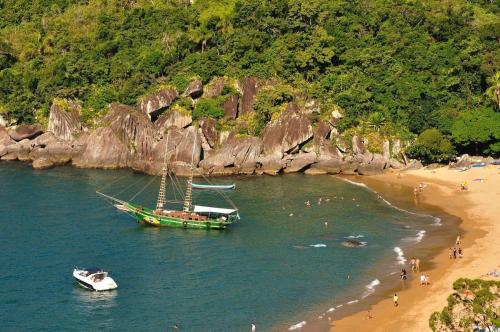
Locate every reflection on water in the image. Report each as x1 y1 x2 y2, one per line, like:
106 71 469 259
72 287 117 329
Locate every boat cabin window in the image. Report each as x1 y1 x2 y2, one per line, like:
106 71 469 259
91 273 106 282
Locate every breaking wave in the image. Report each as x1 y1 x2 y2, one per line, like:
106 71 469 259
288 321 307 330
394 247 406 264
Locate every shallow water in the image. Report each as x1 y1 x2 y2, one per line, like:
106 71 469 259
0 164 443 331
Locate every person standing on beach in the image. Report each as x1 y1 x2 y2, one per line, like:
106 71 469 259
415 258 420 272
456 234 461 246
410 257 416 272
393 294 399 307
458 247 463 258
448 248 453 259
453 247 457 259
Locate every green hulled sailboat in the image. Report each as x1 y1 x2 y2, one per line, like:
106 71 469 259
97 133 240 230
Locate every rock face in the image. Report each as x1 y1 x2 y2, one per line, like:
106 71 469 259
29 132 77 165
183 79 203 98
47 99 82 141
203 77 227 98
357 154 387 175
352 135 364 154
262 103 313 157
32 157 55 170
0 126 13 146
222 95 239 120
309 159 345 174
8 124 43 141
284 152 316 173
73 127 131 168
238 77 258 115
105 103 155 159
200 136 262 173
155 109 192 131
200 118 217 148
172 126 202 165
137 87 178 121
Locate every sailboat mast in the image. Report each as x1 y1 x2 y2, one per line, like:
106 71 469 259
156 133 170 210
183 130 197 212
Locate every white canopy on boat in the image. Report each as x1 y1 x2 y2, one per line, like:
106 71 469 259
193 205 236 215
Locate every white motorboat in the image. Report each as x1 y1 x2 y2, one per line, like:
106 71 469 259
73 268 118 291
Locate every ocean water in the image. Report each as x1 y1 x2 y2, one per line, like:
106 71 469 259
0 163 442 331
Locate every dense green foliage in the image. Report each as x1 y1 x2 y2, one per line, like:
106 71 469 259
0 0 499 157
429 278 500 332
193 98 224 120
406 128 455 163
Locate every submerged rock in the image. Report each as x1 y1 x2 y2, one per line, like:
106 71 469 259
341 240 364 248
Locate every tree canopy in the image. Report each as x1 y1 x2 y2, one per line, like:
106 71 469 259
0 0 499 156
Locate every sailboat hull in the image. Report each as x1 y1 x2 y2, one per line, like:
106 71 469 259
127 204 234 230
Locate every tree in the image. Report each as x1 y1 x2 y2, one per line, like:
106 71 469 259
406 128 455 163
367 112 386 132
451 107 500 155
486 72 500 111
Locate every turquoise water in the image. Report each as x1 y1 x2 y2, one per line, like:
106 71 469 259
0 163 439 331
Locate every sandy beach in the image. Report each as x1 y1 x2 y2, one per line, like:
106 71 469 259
330 165 500 332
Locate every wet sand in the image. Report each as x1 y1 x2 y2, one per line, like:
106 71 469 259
329 165 500 331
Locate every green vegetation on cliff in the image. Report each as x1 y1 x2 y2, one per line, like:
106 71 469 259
0 0 499 156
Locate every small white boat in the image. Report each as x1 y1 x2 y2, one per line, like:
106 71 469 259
73 268 118 291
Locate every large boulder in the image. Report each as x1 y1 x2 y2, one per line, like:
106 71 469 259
222 95 239 120
8 124 43 141
310 158 345 174
32 157 55 170
284 152 316 173
329 107 344 127
29 133 77 165
173 126 202 166
200 136 262 170
237 77 258 116
182 79 203 98
200 117 217 148
72 127 131 169
357 154 387 175
3 139 33 161
0 115 6 127
261 103 313 157
137 87 178 121
258 154 284 176
0 126 13 146
352 135 365 154
104 103 155 159
0 144 7 157
313 120 341 159
453 154 471 168
155 109 192 131
47 99 82 141
203 77 228 98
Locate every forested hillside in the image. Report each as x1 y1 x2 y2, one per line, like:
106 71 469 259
0 0 499 157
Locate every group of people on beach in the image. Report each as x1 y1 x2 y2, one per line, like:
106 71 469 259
413 182 427 197
449 235 464 259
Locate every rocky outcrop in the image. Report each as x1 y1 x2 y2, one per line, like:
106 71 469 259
357 154 387 175
352 135 365 154
72 127 131 169
155 109 192 131
29 132 77 165
203 77 227 98
308 159 345 174
104 103 155 159
0 126 13 146
452 154 471 168
137 87 178 121
200 136 262 173
173 126 202 165
2 139 33 161
8 124 43 141
182 79 203 98
283 152 316 173
222 95 239 120
341 240 365 247
262 103 313 157
237 77 258 115
47 99 82 141
32 157 55 170
200 117 217 148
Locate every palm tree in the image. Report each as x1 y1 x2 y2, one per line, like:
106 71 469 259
367 112 386 132
486 71 500 111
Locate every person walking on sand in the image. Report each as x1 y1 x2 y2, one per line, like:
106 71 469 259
410 257 416 272
458 247 463 258
393 294 399 307
456 234 461 246
367 310 373 319
415 258 420 272
448 248 453 259
453 247 457 259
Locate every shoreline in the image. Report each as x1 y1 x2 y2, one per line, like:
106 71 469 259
328 166 500 331
289 171 462 332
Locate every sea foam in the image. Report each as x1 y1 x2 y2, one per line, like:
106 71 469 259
394 247 406 264
345 234 365 239
347 299 359 305
288 321 307 330
309 244 327 248
362 279 381 299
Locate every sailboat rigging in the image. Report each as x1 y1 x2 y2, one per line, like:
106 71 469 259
96 130 240 230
